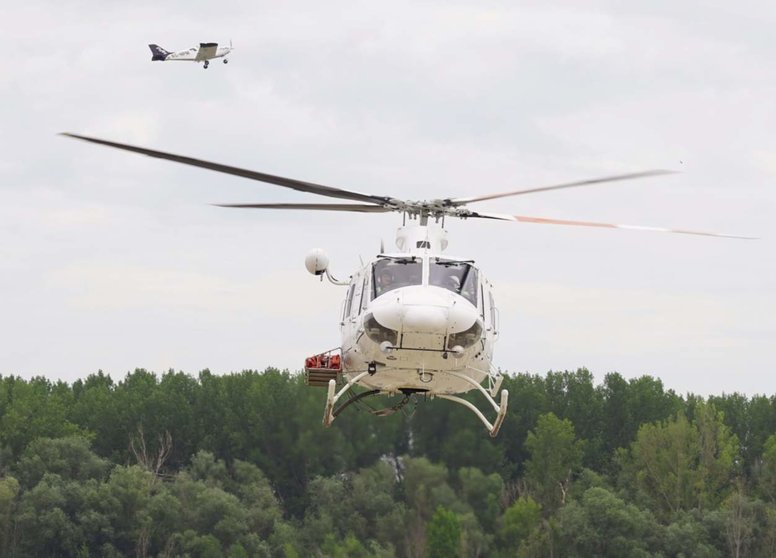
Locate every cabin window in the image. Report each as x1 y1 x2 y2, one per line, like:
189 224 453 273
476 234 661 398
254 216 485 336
359 275 369 312
373 257 422 297
430 259 478 306
489 291 498 331
351 279 362 318
343 283 356 319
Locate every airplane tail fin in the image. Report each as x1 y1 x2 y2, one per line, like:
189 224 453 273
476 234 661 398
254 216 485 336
148 44 170 61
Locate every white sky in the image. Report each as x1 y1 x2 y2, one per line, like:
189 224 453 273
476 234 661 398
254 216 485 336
1 1 773 396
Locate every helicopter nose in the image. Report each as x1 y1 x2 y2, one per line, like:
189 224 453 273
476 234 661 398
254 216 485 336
402 305 448 332
446 298 479 333
370 286 478 334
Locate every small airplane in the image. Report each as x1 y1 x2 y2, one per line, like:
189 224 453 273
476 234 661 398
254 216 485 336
61 133 756 436
148 42 232 69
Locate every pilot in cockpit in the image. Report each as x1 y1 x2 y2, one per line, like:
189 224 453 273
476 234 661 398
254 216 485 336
375 268 395 297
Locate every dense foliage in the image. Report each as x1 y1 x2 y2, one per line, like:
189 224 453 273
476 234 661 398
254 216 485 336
2 368 776 557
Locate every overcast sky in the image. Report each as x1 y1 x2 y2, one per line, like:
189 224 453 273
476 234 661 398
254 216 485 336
1 1 773 396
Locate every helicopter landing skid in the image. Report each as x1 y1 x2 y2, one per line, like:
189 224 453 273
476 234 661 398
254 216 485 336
323 369 509 437
323 371 371 428
436 369 509 437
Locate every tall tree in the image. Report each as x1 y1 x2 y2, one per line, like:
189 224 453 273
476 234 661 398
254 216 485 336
754 433 776 506
556 486 660 557
495 373 548 479
0 377 83 457
427 506 461 558
524 413 584 514
625 405 738 519
499 495 542 554
695 402 739 510
15 436 109 490
0 476 19 556
544 369 603 467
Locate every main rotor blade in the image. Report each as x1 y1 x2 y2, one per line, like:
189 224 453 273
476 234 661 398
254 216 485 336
213 202 392 213
450 170 677 205
468 211 758 240
61 133 391 205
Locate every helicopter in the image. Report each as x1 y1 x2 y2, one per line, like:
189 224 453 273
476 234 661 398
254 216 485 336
62 133 755 436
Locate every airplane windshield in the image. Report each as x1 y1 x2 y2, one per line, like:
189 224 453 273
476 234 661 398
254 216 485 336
373 258 422 297
430 259 478 305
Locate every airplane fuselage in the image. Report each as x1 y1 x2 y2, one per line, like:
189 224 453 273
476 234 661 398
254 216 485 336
164 45 232 62
149 43 232 68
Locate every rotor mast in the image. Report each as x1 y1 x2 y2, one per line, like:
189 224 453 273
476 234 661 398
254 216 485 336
396 209 448 254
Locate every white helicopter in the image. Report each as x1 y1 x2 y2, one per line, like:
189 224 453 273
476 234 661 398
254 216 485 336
149 42 233 69
62 133 755 436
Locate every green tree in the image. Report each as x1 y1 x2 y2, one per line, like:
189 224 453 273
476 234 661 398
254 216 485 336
556 486 659 557
524 413 584 513
349 460 406 551
458 466 503 528
410 394 505 474
100 465 158 557
0 476 19 556
544 369 603 468
499 495 542 553
660 511 721 558
746 396 776 473
625 405 738 519
69 372 118 459
15 436 109 489
756 433 776 502
723 484 757 558
14 473 100 556
598 372 632 460
402 457 455 521
495 373 548 479
627 412 698 518
0 377 83 458
695 402 739 510
427 506 461 558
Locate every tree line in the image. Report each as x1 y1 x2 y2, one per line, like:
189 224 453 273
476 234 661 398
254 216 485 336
1 367 776 556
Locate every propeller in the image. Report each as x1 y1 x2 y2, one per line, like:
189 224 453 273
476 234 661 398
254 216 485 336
212 202 392 213
60 133 391 205
61 133 756 239
465 211 758 240
448 169 677 205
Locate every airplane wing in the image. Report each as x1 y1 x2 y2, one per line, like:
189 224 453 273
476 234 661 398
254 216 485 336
196 43 218 61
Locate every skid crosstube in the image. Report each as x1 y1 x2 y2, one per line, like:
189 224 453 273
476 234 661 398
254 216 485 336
322 368 509 437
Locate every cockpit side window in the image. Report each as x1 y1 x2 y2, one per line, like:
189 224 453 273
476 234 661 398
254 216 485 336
359 274 369 312
489 291 497 332
343 283 356 320
373 258 423 298
430 259 478 305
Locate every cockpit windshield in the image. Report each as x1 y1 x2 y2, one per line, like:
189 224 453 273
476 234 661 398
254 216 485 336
373 257 423 297
430 259 478 305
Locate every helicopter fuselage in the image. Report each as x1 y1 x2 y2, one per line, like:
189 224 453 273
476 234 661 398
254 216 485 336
337 225 499 396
